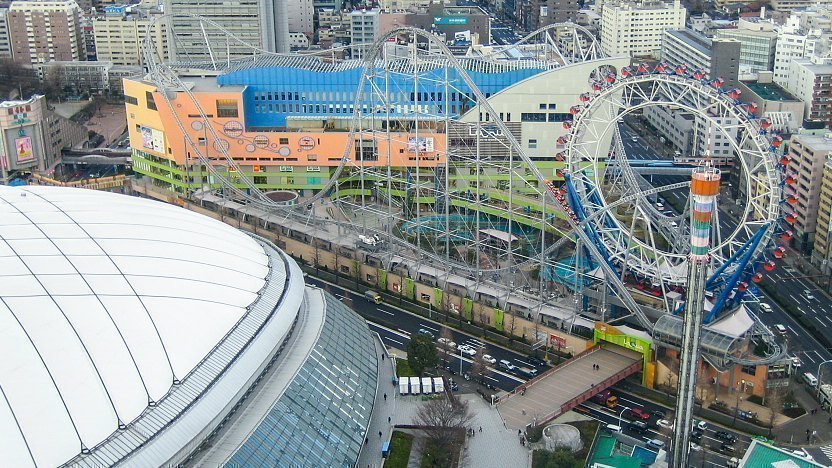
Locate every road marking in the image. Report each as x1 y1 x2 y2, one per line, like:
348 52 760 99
803 351 818 364
420 323 439 332
368 322 410 339
787 325 797 335
384 337 403 346
377 307 394 316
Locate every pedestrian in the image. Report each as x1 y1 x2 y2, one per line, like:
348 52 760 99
379 431 383 438
383 393 387 401
365 437 368 445
388 416 391 423
828 416 831 424
518 429 522 436
479 426 482 433
382 354 385 361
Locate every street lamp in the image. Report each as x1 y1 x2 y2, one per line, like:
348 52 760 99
459 347 464 376
618 407 627 429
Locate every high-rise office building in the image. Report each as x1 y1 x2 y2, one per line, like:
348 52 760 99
8 0 85 65
714 18 777 75
0 7 11 59
600 0 686 58
531 0 579 29
165 0 289 59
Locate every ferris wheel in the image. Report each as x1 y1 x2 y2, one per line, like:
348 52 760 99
562 63 788 315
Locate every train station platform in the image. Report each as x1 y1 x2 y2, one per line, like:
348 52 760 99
496 345 642 431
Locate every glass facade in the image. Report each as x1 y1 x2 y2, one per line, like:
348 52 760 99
226 292 378 467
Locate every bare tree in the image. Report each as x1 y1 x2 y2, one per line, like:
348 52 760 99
766 388 783 438
415 395 474 467
469 353 492 386
438 327 455 366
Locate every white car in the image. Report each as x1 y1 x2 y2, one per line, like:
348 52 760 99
457 344 477 356
792 449 814 461
791 356 802 368
482 354 496 364
690 442 702 452
804 290 816 301
657 419 674 429
437 337 456 350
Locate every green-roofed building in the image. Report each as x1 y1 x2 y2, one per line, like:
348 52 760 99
739 440 824 467
587 433 664 468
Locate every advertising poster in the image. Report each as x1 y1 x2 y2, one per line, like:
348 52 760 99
407 136 434 153
15 136 34 164
140 126 165 153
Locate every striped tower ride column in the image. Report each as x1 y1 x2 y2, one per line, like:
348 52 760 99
671 164 721 468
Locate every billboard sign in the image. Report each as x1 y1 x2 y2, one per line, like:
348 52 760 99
549 334 566 349
14 136 34 164
407 136 434 153
433 16 468 25
140 126 165 153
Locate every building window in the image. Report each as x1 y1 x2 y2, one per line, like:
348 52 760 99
539 103 547 110
548 103 557 109
279 137 289 144
216 99 239 118
124 95 138 105
145 91 157 111
521 113 546 122
529 139 538 149
253 176 267 184
308 154 317 161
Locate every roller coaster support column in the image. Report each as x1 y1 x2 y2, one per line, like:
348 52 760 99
671 163 721 468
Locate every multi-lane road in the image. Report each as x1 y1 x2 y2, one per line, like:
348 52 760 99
303 273 823 463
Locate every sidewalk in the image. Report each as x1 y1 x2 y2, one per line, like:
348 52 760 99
772 383 832 447
356 337 398 468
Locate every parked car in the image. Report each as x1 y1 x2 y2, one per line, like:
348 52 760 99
717 443 735 454
691 429 703 442
482 354 497 365
690 442 702 452
694 419 708 431
526 355 547 367
651 410 665 419
625 408 650 420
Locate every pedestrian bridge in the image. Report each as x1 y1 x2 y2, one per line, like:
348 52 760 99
496 345 642 430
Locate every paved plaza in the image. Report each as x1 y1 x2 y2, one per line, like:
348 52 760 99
497 347 641 430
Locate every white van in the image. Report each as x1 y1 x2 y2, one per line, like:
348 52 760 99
774 324 787 335
646 439 665 450
759 303 773 313
803 372 819 387
605 424 622 433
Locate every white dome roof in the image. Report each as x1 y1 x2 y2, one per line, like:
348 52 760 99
0 186 269 467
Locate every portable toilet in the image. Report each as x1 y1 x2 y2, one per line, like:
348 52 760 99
433 377 444 393
409 376 421 395
422 377 433 394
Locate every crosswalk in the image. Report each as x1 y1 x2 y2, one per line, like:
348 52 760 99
818 444 832 461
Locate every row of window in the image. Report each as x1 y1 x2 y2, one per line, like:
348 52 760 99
252 90 482 103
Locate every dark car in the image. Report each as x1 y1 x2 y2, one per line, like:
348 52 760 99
691 429 703 442
717 443 735 454
651 410 665 419
628 421 648 434
715 431 738 444
526 356 547 367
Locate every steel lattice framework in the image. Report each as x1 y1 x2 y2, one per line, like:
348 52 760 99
142 16 791 341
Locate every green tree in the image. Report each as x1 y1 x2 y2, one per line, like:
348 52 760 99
407 333 438 375
544 449 580 468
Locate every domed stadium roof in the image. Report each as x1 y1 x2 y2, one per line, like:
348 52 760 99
0 186 271 467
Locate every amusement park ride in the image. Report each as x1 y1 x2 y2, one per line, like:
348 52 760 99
143 17 795 464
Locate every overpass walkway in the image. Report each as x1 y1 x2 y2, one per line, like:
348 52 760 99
496 344 642 431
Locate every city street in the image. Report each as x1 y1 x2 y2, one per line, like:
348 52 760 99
304 275 542 391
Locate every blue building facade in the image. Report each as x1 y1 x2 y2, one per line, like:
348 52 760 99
216 58 551 129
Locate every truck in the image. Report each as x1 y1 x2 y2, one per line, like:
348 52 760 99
364 290 382 304
518 366 539 379
421 377 433 394
409 376 421 395
592 389 618 409
818 383 832 410
433 377 444 393
399 378 409 395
